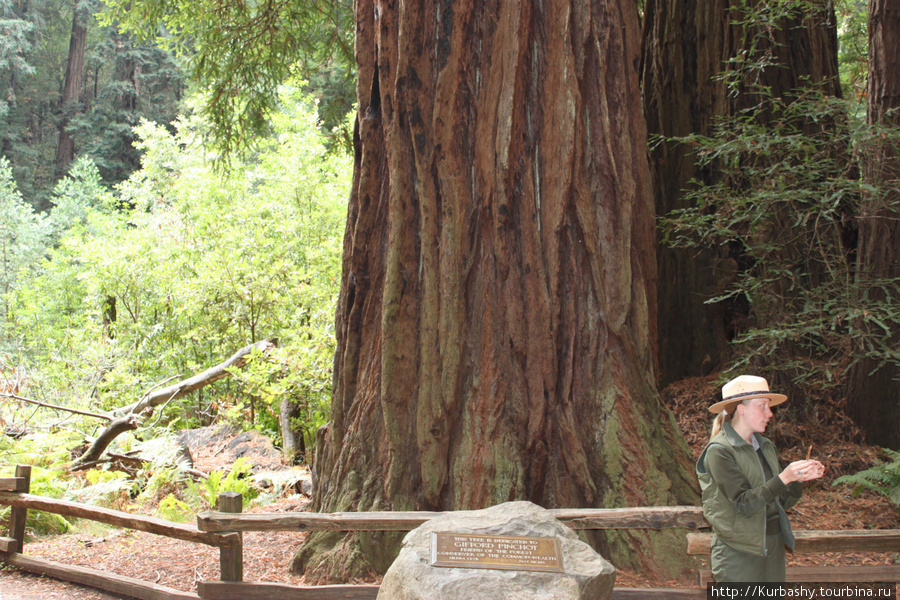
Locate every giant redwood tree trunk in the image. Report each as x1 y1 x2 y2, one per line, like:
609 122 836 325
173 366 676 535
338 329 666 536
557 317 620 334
641 0 841 387
846 0 900 450
294 0 698 583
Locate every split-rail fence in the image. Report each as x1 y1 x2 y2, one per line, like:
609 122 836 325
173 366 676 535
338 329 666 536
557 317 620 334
2 464 898 600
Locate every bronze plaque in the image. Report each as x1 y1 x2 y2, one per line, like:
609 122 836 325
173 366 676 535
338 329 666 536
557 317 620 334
430 532 564 573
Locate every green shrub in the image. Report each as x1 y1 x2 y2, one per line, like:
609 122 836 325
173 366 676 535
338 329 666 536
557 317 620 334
187 457 259 509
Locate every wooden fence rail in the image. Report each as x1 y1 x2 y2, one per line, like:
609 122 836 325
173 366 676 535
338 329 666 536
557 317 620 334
0 491 239 548
195 505 707 533
3 464 898 600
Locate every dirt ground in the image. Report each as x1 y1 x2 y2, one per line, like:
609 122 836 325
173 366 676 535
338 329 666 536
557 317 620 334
0 570 127 600
2 376 898 599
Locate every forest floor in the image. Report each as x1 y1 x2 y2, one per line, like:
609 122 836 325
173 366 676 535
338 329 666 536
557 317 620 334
1 375 898 599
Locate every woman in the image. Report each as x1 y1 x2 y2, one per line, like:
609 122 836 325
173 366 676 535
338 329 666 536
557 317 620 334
696 375 825 583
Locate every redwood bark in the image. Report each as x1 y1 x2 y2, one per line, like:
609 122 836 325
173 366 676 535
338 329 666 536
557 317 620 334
56 0 89 174
846 0 900 450
296 0 697 582
642 0 841 386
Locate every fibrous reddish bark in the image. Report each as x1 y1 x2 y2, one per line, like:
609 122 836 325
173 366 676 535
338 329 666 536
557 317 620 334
846 0 900 450
56 0 89 175
296 0 697 581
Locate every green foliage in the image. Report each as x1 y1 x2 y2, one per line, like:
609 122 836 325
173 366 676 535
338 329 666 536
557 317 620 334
70 468 133 506
835 0 868 99
157 493 192 522
0 429 82 470
661 89 900 388
0 157 48 331
832 449 900 506
8 88 349 432
100 0 354 156
186 457 259 509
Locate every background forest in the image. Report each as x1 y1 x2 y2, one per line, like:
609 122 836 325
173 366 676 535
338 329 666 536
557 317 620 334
0 0 897 565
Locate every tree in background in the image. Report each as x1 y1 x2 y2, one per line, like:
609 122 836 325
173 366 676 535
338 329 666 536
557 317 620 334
294 0 697 583
9 89 350 453
102 0 354 156
56 0 94 178
69 30 183 185
642 0 842 387
0 0 184 208
0 0 35 117
846 0 900 449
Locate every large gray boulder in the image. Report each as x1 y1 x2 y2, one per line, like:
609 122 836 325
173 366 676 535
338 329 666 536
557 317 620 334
377 501 616 600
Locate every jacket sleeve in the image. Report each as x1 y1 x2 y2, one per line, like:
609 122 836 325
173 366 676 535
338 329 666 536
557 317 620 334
780 481 804 510
705 444 789 518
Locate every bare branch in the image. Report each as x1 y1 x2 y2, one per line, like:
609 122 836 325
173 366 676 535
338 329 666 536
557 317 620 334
1 393 112 422
69 339 277 469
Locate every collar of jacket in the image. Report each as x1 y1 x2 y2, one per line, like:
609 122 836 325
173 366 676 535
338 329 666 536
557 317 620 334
722 421 771 452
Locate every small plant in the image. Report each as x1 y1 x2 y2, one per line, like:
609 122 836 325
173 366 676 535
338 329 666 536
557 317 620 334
70 469 134 508
0 465 73 537
157 493 193 522
832 448 900 506
187 457 259 509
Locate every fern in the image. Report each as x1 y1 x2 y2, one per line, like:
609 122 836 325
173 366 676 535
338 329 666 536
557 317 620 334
832 449 900 506
0 465 73 536
187 457 259 509
158 494 193 522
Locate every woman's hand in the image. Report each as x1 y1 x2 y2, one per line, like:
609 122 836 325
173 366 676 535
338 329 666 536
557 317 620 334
780 459 825 484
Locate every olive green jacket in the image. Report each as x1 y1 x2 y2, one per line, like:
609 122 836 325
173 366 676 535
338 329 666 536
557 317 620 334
696 422 804 556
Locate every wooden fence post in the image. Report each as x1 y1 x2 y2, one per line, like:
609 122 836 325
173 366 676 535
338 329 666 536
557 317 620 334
8 465 31 553
217 492 243 582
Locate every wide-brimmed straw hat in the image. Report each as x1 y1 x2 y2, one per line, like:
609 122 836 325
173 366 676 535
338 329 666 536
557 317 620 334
708 375 788 414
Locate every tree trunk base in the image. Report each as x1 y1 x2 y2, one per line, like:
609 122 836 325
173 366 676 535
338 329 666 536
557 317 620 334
291 530 398 583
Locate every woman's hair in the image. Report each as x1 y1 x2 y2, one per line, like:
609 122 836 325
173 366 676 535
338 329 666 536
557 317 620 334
709 401 743 440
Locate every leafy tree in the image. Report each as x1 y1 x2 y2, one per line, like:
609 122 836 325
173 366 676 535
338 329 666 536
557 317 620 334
48 155 113 240
10 88 350 446
101 0 354 156
0 157 47 333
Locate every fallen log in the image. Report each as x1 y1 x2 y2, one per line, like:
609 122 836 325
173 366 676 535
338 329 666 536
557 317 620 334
69 339 276 468
116 339 275 417
70 415 140 468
